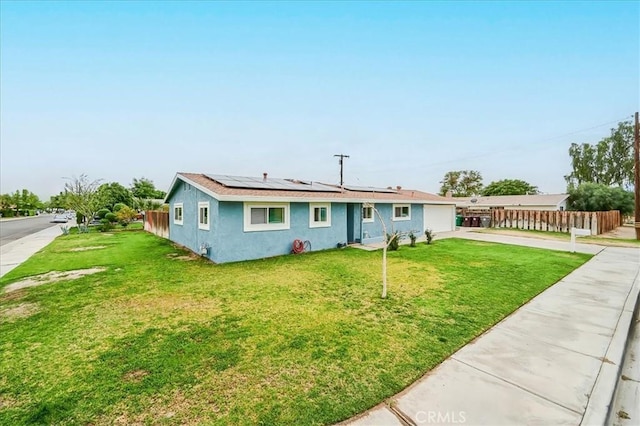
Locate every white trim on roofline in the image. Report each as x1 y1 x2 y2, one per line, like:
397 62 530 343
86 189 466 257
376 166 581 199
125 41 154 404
168 174 457 205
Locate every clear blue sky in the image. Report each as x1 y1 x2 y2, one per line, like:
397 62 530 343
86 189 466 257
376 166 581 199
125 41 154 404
1 1 638 198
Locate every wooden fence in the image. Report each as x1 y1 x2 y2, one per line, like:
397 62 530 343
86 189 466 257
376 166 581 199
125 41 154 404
144 210 169 239
491 210 621 235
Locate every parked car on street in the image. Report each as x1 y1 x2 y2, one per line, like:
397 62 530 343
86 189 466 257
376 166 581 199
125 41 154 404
50 215 69 223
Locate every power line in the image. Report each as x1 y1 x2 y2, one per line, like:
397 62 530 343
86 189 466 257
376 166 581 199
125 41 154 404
366 114 634 173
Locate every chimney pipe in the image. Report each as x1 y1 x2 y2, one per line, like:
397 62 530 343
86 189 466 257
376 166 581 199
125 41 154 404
396 185 402 191
263 173 268 181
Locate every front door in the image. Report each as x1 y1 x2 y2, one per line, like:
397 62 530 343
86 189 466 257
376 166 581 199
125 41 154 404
346 203 361 243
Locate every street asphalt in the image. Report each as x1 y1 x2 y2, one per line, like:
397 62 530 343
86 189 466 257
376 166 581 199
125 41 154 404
0 214 61 246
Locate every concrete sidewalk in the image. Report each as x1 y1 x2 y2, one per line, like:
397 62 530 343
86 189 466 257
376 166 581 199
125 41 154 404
344 244 640 426
437 228 606 255
0 224 65 278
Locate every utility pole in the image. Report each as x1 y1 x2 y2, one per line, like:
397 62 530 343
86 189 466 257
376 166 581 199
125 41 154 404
334 154 350 186
634 112 639 239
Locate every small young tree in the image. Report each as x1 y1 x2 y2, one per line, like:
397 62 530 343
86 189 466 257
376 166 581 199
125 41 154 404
64 174 102 228
371 206 399 299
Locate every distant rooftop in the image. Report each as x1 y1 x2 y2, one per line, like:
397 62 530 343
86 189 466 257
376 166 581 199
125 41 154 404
454 194 569 207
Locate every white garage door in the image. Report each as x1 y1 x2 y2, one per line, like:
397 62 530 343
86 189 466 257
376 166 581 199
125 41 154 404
423 204 455 233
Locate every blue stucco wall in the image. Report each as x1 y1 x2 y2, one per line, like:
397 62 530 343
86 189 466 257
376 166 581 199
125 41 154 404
167 181 426 262
167 182 219 258
214 202 348 263
361 203 424 244
168 183 349 263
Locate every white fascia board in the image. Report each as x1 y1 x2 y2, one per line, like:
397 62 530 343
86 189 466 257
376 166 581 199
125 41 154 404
163 173 181 203
172 174 223 201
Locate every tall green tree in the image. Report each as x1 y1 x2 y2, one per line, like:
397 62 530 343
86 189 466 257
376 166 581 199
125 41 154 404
96 183 134 211
438 170 483 197
0 194 13 210
131 177 166 200
565 120 634 188
49 191 70 210
8 189 42 211
568 183 633 215
482 179 539 196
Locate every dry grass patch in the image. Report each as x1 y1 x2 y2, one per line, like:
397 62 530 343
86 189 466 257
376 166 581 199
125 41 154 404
0 395 20 409
167 252 199 261
122 369 149 383
0 302 40 321
3 268 107 293
69 246 106 252
0 289 27 302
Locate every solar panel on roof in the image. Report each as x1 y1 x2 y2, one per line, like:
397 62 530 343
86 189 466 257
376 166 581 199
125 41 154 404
342 185 397 193
204 174 342 192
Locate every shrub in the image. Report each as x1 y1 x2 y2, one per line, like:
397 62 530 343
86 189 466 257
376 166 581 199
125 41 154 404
116 206 138 228
97 208 111 219
105 212 118 223
425 229 434 244
408 231 417 247
113 203 127 212
97 218 114 232
0 209 15 218
387 231 400 251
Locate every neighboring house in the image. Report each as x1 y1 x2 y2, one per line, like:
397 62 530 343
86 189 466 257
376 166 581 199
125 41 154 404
164 172 456 263
454 194 570 211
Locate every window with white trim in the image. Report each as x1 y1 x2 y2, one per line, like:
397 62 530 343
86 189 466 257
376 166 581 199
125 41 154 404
309 203 331 228
198 201 210 230
362 205 374 223
393 204 411 221
173 203 183 225
244 203 290 232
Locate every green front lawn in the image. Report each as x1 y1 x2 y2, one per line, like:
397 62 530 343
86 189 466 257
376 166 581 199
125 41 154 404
0 231 590 425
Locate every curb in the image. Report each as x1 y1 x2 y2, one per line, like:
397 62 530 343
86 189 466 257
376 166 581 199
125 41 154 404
581 263 640 425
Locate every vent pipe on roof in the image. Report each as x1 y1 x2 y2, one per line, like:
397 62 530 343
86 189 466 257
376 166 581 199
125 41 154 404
263 173 268 181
